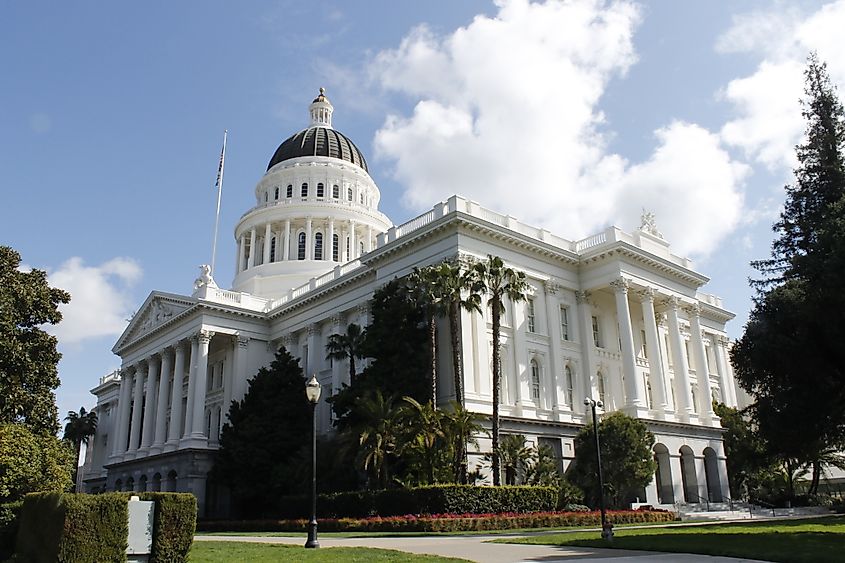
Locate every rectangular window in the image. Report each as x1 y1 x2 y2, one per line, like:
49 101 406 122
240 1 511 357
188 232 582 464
685 341 694 370
559 305 569 340
641 329 648 358
592 316 601 347
526 298 536 333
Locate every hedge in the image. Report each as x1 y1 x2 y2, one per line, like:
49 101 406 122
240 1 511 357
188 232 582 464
275 485 560 518
0 501 22 561
199 508 676 533
13 492 196 563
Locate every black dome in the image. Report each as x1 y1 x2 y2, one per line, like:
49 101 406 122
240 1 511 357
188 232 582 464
267 127 368 172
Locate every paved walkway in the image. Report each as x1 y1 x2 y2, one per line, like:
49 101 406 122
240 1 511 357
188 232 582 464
194 533 769 562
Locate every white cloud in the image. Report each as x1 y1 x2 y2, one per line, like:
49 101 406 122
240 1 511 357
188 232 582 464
718 1 845 171
370 0 747 257
47 257 142 345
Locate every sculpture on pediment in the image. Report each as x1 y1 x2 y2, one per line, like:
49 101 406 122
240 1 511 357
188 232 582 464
138 300 175 334
193 264 219 292
639 208 664 239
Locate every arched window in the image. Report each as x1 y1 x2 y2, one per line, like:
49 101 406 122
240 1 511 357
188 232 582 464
359 192 364 204
332 184 339 198
565 365 574 406
274 187 279 200
297 232 306 260
270 236 277 262
314 233 323 260
346 236 350 258
332 234 339 262
597 371 606 404
646 378 654 409
359 241 365 256
530 359 541 401
286 184 293 198
301 183 308 197
690 384 698 413
264 191 268 202
347 186 353 201
317 183 325 198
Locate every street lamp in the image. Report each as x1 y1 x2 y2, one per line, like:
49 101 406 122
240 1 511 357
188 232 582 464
304 373 322 549
584 397 613 542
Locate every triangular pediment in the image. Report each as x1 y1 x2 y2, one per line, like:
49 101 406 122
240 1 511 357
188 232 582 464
112 292 194 353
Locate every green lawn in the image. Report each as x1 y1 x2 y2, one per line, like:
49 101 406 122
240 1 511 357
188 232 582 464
189 541 469 562
500 516 845 563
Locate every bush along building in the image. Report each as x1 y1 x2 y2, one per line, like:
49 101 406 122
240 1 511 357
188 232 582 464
82 90 738 516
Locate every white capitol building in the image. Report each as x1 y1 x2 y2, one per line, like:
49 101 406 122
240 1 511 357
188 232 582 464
82 90 741 517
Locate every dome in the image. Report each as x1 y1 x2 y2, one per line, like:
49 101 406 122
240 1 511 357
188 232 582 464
267 126 369 172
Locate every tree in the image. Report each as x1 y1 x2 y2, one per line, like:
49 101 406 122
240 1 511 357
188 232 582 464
0 423 74 502
0 246 70 435
215 347 311 517
350 390 401 489
567 412 656 509
408 266 443 406
525 444 562 487
62 407 98 490
713 402 770 499
498 434 532 485
398 397 447 485
732 54 845 489
441 402 484 484
471 255 528 486
325 323 366 385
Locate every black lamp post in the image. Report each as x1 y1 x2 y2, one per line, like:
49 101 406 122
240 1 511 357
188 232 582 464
304 374 322 549
584 397 613 542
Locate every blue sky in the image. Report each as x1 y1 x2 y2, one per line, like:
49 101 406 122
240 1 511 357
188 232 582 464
2 1 843 421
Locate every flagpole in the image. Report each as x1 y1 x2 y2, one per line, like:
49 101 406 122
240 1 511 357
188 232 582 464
210 130 227 276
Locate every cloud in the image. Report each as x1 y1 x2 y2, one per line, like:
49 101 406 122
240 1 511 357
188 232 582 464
718 0 845 171
370 0 746 257
47 257 142 345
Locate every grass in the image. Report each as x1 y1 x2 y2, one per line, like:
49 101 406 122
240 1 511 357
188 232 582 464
499 516 845 563
189 541 470 562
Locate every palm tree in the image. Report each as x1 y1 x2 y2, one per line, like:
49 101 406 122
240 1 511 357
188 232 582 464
399 396 447 485
498 434 532 485
325 323 366 384
472 255 528 486
441 401 484 483
351 390 400 489
63 407 98 491
408 266 444 406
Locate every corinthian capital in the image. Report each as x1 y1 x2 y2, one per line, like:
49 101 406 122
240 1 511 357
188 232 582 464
609 277 630 295
575 290 591 305
636 287 656 303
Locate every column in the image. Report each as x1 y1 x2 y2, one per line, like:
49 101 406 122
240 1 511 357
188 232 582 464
664 297 694 418
512 299 530 409
366 225 373 252
166 342 186 449
610 278 646 413
305 217 313 260
306 324 318 377
112 368 133 457
263 223 272 265
543 280 564 412
221 339 234 423
152 348 172 452
189 330 212 440
349 220 357 259
717 448 732 501
669 454 686 503
638 288 669 413
248 227 257 268
644 475 659 506
140 355 160 450
687 304 715 420
232 335 250 403
283 219 291 261
575 290 596 412
341 225 348 262
183 336 199 438
237 235 245 273
128 362 146 453
327 219 335 261
714 336 736 407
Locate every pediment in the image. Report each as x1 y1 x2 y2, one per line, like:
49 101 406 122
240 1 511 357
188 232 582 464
113 292 194 353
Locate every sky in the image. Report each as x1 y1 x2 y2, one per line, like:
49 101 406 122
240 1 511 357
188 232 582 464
2 0 844 423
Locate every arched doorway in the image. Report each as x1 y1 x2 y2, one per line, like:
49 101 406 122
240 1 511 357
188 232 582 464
703 447 723 502
138 474 148 492
114 479 123 492
679 446 699 503
126 477 135 492
151 473 162 492
166 470 178 492
653 443 674 504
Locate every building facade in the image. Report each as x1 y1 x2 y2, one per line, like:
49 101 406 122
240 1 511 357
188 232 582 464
82 91 738 516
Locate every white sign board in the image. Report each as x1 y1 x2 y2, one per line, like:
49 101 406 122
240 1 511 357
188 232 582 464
127 497 154 559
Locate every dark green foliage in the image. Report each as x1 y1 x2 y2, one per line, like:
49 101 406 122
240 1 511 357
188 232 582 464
713 403 771 498
215 347 311 517
0 423 74 503
567 412 656 509
138 492 196 563
0 501 21 561
0 246 70 435
62 407 98 491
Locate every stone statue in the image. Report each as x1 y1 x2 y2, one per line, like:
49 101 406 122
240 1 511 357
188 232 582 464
193 264 218 292
640 208 664 239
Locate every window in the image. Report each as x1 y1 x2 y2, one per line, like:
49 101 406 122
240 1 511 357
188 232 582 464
530 360 541 401
641 329 648 358
317 183 324 198
332 184 339 198
297 232 306 260
359 241 364 256
332 234 339 261
526 298 536 333
359 192 364 204
347 186 353 201
690 384 698 413
346 236 350 258
685 341 694 369
264 191 268 202
560 305 569 340
301 183 308 197
645 374 653 408
592 316 602 347
565 365 574 406
597 371 606 404
314 232 323 260
274 187 279 200
286 184 293 198
270 237 277 262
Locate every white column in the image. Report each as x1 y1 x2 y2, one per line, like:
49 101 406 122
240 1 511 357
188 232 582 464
611 278 646 413
248 227 257 268
190 330 212 441
349 220 357 259
714 336 736 407
543 281 564 412
664 297 694 418
112 368 133 457
327 219 335 262
687 305 715 420
341 225 348 262
639 288 669 414
166 342 186 448
128 362 146 453
305 217 313 260
152 348 172 452
237 235 245 273
263 223 272 265
283 219 291 261
232 335 250 403
669 454 686 503
183 336 199 438
366 225 373 253
575 290 596 413
222 339 234 423
306 325 318 377
512 299 531 409
140 355 160 450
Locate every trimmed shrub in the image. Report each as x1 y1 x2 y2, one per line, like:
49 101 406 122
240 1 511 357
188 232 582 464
0 501 22 561
137 492 196 563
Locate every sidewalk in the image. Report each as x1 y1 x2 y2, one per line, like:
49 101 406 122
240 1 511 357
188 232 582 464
194 533 770 562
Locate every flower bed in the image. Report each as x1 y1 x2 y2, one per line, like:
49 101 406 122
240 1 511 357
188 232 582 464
199 509 676 533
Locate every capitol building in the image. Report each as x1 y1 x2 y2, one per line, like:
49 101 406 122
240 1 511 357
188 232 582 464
82 90 740 517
